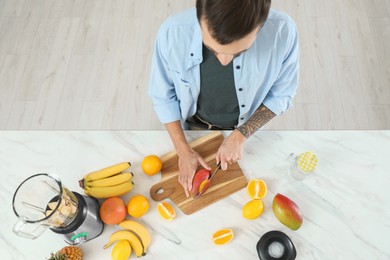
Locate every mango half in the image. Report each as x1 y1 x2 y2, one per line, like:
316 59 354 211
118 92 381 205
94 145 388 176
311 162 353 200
272 193 303 230
190 169 210 198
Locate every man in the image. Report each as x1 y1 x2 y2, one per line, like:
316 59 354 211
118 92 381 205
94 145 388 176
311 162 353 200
148 0 299 197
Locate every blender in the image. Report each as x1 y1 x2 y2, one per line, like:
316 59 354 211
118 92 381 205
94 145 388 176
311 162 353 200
12 173 104 245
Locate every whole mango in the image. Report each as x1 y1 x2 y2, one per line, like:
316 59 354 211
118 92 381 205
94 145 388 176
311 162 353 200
190 169 210 198
272 193 303 230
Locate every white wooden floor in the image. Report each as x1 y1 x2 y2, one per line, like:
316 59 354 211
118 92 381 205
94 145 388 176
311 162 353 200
0 0 389 130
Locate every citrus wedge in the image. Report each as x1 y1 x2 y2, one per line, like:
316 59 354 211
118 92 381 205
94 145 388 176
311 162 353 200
212 228 234 245
246 179 267 199
157 202 176 221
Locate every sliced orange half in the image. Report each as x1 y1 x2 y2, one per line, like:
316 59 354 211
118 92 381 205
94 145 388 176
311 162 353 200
157 202 176 221
246 179 267 199
212 228 234 245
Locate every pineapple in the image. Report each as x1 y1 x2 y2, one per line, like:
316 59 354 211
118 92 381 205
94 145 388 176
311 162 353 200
48 246 83 260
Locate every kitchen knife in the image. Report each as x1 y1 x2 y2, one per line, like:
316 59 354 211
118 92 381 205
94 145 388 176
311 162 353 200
196 163 221 199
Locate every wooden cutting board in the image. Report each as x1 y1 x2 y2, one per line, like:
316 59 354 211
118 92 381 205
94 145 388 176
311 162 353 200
150 131 248 215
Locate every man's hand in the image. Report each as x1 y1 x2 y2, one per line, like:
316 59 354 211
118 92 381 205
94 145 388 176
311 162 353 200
216 130 247 170
177 148 211 197
217 104 276 170
164 121 211 197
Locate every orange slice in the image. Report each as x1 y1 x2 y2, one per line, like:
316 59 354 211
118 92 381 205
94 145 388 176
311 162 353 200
157 202 176 221
246 179 267 199
212 228 234 245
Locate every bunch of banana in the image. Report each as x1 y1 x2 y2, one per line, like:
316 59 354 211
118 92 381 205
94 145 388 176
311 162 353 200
79 162 134 198
103 220 152 257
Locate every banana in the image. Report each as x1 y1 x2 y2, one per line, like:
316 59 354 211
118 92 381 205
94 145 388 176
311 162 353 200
83 188 91 196
104 230 145 257
82 162 131 182
85 172 133 188
119 220 151 253
84 181 134 198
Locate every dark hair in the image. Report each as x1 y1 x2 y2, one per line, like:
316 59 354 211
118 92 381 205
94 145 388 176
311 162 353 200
196 0 271 44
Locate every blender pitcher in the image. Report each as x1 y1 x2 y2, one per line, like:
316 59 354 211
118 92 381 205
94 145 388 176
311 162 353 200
12 173 79 239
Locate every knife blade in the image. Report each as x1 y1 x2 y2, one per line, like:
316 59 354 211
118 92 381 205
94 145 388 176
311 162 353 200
195 163 221 199
208 162 221 182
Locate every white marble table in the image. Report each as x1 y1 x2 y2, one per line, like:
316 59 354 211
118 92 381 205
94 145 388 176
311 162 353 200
0 131 389 260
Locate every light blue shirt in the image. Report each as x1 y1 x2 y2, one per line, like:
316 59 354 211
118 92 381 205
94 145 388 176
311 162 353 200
148 8 299 128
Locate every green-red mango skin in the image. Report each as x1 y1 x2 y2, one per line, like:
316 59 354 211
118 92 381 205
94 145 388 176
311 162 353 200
272 193 303 230
189 169 210 198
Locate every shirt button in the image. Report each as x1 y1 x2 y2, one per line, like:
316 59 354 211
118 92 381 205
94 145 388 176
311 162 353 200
190 53 194 57
240 117 244 120
238 88 243 91
236 65 241 69
241 104 245 108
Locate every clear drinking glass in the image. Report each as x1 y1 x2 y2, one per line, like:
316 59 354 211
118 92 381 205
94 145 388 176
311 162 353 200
288 152 318 181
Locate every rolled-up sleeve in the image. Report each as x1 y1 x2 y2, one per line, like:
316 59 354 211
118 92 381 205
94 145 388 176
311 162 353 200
148 26 182 123
263 22 299 115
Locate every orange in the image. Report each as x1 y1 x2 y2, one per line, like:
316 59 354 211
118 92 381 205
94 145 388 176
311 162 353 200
127 195 150 218
157 202 176 221
141 155 163 176
246 179 267 199
212 229 234 245
242 199 264 220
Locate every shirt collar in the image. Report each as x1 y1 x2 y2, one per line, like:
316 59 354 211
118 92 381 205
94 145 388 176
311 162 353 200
186 22 203 70
185 21 247 69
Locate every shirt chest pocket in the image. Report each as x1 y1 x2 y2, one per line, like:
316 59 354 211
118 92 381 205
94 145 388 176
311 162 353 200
170 70 193 100
170 70 197 117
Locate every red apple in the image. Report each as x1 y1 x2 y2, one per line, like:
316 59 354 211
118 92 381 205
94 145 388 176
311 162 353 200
189 169 210 198
272 193 303 230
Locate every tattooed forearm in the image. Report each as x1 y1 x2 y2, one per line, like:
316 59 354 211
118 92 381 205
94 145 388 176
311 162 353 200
237 104 276 138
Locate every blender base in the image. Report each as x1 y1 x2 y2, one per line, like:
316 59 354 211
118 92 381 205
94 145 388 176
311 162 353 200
50 192 104 245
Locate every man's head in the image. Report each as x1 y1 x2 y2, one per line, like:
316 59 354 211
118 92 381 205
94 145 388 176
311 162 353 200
196 0 271 65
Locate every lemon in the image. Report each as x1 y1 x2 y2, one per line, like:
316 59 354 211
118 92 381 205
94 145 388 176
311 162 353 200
111 240 131 260
242 199 264 220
